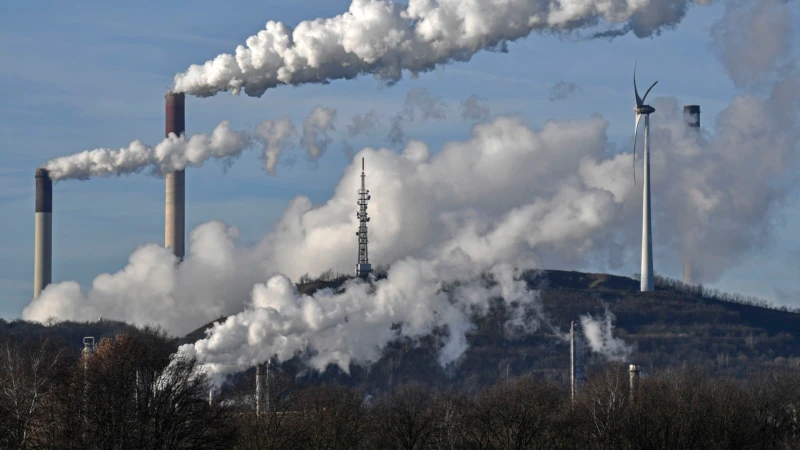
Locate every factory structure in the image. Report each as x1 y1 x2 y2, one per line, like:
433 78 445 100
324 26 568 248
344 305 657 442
31 83 703 396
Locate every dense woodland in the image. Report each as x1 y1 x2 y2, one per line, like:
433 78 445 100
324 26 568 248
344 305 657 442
4 269 800 448
3 327 800 449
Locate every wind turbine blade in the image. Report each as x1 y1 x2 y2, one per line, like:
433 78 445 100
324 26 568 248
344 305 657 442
634 62 643 107
633 113 642 183
641 80 658 104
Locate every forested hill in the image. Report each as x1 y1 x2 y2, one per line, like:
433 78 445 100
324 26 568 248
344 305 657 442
5 269 799 389
178 269 800 392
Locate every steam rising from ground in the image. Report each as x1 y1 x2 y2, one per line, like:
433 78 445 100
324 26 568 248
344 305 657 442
581 309 633 362
178 260 537 378
172 0 702 97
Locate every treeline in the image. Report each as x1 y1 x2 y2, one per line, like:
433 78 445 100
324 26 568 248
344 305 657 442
632 273 799 314
3 327 800 449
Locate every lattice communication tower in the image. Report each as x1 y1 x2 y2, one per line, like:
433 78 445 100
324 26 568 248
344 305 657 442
355 158 372 278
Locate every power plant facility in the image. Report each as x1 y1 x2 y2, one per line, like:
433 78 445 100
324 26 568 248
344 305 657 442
33 168 53 298
165 91 186 261
355 157 372 278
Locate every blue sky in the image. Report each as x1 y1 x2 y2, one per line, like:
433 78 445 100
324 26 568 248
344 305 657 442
1 0 798 318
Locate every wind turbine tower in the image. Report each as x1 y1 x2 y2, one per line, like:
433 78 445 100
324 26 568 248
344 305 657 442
632 64 658 292
355 158 372 278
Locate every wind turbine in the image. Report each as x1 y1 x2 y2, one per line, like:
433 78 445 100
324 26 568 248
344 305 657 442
633 63 658 292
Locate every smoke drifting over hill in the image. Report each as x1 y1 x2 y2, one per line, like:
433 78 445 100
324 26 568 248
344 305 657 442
23 0 800 378
171 0 702 97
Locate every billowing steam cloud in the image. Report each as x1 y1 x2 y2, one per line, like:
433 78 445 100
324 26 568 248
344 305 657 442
656 0 799 283
580 309 633 362
178 260 538 378
25 114 632 336
171 0 701 97
24 0 799 379
709 0 794 89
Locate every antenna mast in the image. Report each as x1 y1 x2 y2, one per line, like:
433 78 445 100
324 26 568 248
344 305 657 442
355 158 372 278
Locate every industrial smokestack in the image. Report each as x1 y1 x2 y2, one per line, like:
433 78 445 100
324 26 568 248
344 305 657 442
34 168 53 298
165 91 186 260
629 364 641 401
683 105 700 128
570 320 585 402
682 105 700 286
255 364 262 416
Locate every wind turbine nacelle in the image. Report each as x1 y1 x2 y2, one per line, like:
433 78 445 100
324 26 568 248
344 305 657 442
634 105 655 115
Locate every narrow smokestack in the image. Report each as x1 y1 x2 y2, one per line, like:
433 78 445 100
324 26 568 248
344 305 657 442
34 168 53 298
683 105 700 128
629 364 641 402
165 91 186 260
682 105 700 286
570 320 585 402
255 364 262 416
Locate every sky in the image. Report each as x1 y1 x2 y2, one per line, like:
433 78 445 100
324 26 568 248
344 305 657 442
1 0 799 321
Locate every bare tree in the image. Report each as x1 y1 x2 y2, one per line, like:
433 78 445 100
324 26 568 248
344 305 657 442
0 337 64 450
295 384 367 450
234 371 304 450
368 383 443 450
464 376 563 450
52 327 234 449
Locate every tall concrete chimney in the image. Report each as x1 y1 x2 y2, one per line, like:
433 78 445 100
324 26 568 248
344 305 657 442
165 92 186 260
570 320 585 402
682 105 701 286
34 168 53 298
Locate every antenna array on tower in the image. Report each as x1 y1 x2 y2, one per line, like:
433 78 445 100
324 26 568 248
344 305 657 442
355 158 372 278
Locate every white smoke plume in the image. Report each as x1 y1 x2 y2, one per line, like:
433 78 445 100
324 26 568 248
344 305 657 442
255 116 297 174
460 94 490 121
44 121 252 181
25 114 630 337
24 222 273 334
656 0 799 283
709 0 795 89
178 260 539 378
171 0 703 98
301 106 337 160
580 309 632 362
